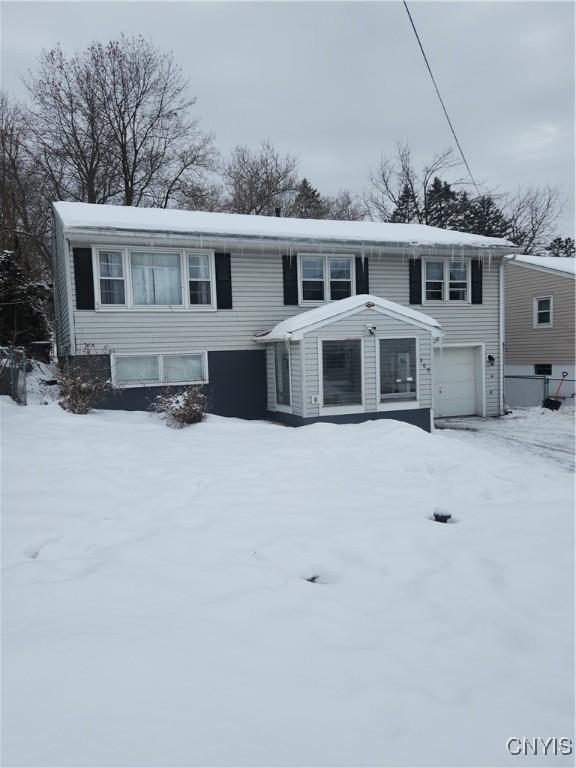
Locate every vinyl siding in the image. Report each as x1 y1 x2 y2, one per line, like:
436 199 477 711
300 309 433 419
505 262 575 365
52 216 71 355
61 236 504 416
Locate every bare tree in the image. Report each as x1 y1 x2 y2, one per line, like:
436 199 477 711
504 186 562 254
367 143 460 223
25 36 216 208
325 189 367 221
222 140 298 215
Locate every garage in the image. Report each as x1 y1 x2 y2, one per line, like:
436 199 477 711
434 346 481 417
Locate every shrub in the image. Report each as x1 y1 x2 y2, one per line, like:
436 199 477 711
151 386 208 428
58 352 111 414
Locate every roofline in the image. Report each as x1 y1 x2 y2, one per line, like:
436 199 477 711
59 224 517 253
505 255 576 279
254 300 443 342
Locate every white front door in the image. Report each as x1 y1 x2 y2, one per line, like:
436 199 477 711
434 347 478 417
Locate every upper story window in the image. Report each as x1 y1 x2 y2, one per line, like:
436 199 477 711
298 254 355 305
94 248 216 310
424 259 469 303
533 296 553 327
99 251 126 305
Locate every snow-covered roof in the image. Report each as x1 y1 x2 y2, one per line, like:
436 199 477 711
53 202 514 249
254 295 442 342
506 254 576 277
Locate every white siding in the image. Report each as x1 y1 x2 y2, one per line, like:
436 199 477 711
52 216 71 355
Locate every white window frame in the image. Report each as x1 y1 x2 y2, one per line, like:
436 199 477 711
533 296 553 328
318 336 365 415
92 246 217 312
273 341 292 413
111 350 209 388
376 335 421 412
422 258 471 304
297 253 356 306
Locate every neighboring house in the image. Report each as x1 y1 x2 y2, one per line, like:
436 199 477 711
52 202 516 431
505 255 576 397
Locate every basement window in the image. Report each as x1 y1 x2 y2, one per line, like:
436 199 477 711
112 352 208 388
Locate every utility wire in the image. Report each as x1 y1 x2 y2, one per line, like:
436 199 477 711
402 1 481 196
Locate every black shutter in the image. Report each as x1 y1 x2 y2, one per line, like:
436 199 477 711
471 259 483 304
355 256 369 294
409 258 422 304
215 253 232 309
73 247 95 310
282 255 298 305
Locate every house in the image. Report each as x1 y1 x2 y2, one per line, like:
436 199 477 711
52 202 516 431
505 255 575 398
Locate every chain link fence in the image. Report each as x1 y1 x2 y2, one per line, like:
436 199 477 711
504 375 575 408
0 347 27 405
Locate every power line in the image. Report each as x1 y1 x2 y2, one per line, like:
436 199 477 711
402 1 481 197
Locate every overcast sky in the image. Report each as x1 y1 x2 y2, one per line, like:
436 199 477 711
1 1 574 235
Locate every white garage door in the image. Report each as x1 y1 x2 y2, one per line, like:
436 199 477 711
434 347 478 417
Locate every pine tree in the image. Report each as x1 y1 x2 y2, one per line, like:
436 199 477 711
425 177 459 228
0 240 50 348
546 237 575 257
290 178 328 219
458 194 510 238
389 183 419 223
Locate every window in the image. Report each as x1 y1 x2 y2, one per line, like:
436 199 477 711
188 253 212 305
301 256 325 301
425 261 444 301
299 254 355 304
424 259 469 302
98 250 125 305
131 252 182 306
329 258 352 300
274 343 291 408
113 352 208 387
534 296 552 327
534 364 552 376
379 338 417 402
322 339 362 407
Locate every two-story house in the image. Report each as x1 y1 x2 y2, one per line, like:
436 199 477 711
505 254 575 398
52 202 516 431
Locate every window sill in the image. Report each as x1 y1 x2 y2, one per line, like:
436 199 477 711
377 401 420 412
319 404 364 415
422 300 471 306
533 323 553 329
114 379 209 389
94 306 218 313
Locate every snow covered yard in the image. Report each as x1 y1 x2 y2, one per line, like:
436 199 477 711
2 397 574 767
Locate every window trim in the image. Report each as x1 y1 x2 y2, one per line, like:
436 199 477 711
91 246 217 312
318 336 365 415
375 335 420 411
111 350 209 388
273 341 292 413
297 253 356 306
533 295 553 328
422 258 471 305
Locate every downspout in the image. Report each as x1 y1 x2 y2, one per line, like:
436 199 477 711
499 258 505 414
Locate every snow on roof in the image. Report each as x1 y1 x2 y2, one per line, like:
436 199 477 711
507 254 576 276
254 294 442 342
53 202 514 249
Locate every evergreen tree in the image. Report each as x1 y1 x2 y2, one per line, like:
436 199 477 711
546 237 575 257
459 194 510 238
289 178 328 219
425 177 459 228
389 183 419 223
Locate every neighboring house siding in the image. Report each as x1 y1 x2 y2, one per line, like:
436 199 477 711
52 217 71 355
298 309 433 419
505 262 575 365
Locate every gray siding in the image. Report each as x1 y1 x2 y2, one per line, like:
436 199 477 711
505 262 575 365
267 341 305 417
300 309 433 419
52 215 71 355
60 234 504 416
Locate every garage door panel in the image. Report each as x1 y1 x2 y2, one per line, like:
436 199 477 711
434 347 478 417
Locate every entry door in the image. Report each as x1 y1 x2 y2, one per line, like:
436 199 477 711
434 347 478 417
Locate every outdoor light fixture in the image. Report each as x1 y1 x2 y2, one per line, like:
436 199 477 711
487 354 495 366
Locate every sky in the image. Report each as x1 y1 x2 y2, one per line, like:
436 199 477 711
1 0 574 236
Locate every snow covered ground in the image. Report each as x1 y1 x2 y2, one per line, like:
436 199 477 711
2 387 574 767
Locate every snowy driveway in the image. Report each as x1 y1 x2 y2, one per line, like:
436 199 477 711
2 400 574 767
436 406 575 471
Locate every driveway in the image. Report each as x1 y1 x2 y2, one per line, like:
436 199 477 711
436 406 575 471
